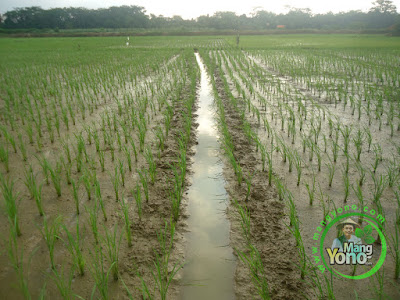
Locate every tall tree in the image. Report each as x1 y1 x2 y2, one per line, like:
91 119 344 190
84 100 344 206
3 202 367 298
369 0 398 14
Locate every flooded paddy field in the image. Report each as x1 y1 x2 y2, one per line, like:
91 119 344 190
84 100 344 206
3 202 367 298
0 35 399 299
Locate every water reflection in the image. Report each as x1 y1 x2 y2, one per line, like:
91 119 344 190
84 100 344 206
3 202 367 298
180 53 235 300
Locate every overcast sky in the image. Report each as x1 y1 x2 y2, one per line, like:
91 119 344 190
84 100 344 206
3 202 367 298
1 0 400 18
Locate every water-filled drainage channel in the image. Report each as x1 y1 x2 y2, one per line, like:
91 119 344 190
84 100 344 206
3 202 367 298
179 53 236 299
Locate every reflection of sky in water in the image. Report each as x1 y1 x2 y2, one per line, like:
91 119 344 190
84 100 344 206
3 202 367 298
180 54 235 300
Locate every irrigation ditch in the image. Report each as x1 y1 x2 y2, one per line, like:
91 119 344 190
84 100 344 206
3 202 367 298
179 52 236 299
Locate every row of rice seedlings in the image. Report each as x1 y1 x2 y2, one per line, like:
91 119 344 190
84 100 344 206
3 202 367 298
210 51 275 298
284 189 307 280
152 221 182 300
40 216 62 270
234 200 271 299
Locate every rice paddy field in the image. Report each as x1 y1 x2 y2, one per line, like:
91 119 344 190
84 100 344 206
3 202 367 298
0 34 400 299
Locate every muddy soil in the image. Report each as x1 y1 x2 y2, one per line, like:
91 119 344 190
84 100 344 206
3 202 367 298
206 54 304 299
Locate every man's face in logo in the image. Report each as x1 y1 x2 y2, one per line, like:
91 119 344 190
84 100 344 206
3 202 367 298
342 224 354 239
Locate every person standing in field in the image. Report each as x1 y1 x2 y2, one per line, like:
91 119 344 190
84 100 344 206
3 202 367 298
331 218 362 252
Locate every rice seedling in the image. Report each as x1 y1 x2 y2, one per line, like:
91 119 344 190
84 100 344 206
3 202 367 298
294 152 303 186
2 128 17 153
24 125 34 145
155 126 165 152
386 162 399 188
89 246 112 300
102 225 122 281
306 174 316 205
353 129 364 162
152 221 182 300
0 174 21 236
236 244 271 300
40 216 62 269
94 180 107 221
86 203 99 244
35 132 43 151
98 150 105 172
51 265 76 299
61 140 72 164
18 134 27 161
368 267 386 300
224 143 243 186
137 119 147 153
325 156 335 188
342 154 350 175
7 227 31 300
123 145 132 172
318 185 330 223
356 162 366 186
70 178 80 215
0 144 10 173
331 139 339 163
138 168 149 202
62 220 85 276
116 130 122 151
315 146 322 172
177 135 187 185
129 138 138 163
234 199 251 244
119 160 125 187
111 166 120 201
119 195 132 247
286 208 307 279
372 144 382 173
133 183 142 221
47 159 62 197
24 166 45 216
80 169 93 200
371 172 387 204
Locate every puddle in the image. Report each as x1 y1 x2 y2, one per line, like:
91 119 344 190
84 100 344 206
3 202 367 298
179 53 236 299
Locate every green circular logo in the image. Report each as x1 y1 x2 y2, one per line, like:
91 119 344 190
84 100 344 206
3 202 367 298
319 212 386 280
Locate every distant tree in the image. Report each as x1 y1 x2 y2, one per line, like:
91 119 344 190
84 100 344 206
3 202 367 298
369 0 398 14
212 11 239 30
368 1 398 29
392 20 400 35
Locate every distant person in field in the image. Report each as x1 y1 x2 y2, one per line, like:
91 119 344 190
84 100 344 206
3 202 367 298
331 218 362 252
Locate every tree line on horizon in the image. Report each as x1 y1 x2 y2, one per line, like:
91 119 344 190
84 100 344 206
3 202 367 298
0 0 399 31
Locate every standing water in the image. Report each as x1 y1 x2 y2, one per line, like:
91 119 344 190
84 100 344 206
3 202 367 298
180 53 236 299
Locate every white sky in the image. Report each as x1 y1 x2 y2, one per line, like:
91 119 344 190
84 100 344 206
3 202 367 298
1 0 399 18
